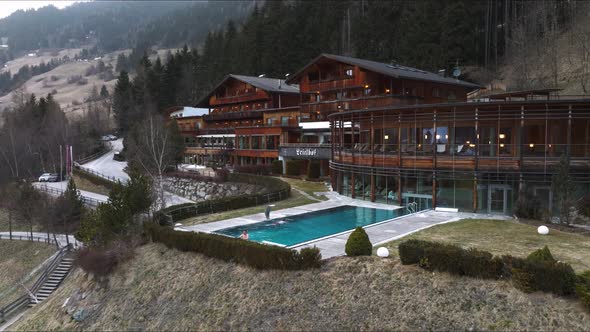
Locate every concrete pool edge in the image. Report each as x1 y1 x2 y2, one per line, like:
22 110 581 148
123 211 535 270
285 208 425 249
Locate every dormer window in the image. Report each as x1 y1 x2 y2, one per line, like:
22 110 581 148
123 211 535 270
345 68 353 77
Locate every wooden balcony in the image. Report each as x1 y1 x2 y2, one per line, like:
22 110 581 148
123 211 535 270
210 90 269 106
307 78 358 92
203 110 264 122
301 95 421 115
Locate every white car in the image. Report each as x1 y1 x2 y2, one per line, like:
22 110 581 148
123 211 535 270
107 134 118 140
38 173 59 182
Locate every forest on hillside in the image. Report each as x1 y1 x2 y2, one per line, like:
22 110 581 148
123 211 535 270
0 1 254 59
110 0 590 114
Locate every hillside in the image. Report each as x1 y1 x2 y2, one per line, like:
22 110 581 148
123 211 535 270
12 243 589 331
0 48 177 117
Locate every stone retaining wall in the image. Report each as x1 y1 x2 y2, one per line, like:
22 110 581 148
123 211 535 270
163 177 265 202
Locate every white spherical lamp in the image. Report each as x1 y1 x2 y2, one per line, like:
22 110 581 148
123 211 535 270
377 247 389 258
537 225 549 235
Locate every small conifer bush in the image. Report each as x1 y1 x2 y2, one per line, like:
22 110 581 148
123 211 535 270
345 227 372 256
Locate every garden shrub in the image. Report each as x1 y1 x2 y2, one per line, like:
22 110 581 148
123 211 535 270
512 247 577 296
75 239 137 277
307 160 321 179
398 239 503 279
345 227 372 256
398 239 434 265
286 160 302 176
298 247 323 269
513 192 542 220
271 160 283 175
145 223 321 270
234 164 272 175
526 245 556 264
575 271 590 312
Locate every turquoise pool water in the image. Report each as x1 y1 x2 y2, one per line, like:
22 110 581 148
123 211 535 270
214 205 405 247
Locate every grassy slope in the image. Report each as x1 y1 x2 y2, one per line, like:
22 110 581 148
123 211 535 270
275 176 329 201
72 173 110 196
378 219 590 272
0 240 56 307
14 243 589 331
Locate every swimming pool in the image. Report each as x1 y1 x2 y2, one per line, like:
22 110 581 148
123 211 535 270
214 205 406 247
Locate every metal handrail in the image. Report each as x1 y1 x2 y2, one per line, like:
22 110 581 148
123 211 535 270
36 184 105 208
0 246 68 323
0 234 57 245
76 165 125 184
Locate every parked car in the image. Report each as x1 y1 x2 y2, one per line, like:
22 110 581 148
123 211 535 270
38 173 59 182
107 134 118 140
113 151 124 161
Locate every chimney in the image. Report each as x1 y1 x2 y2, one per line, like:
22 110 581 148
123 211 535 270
278 79 282 89
437 69 446 77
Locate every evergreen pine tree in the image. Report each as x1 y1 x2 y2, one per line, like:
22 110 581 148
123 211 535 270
113 71 133 131
552 154 576 225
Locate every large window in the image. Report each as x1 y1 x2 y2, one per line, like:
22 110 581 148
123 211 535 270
265 135 279 150
251 136 263 149
572 119 590 157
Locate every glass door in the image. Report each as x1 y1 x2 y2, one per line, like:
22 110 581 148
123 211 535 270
488 185 511 214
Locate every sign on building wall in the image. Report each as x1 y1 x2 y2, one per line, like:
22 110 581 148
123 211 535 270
279 146 331 160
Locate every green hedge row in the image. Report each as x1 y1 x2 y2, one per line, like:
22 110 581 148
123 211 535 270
271 160 283 175
154 173 291 224
286 160 303 176
576 271 590 312
399 240 578 296
398 239 503 279
145 223 321 270
307 160 320 179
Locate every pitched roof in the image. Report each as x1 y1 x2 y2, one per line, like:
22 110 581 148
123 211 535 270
230 74 299 93
196 74 299 107
286 54 482 90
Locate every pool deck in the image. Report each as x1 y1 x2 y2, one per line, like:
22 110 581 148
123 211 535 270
178 191 511 259
292 210 511 258
179 191 403 233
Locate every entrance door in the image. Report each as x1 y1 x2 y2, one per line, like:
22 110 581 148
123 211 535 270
488 185 511 214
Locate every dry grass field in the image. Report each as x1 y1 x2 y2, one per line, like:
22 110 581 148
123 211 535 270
0 240 56 307
379 219 590 272
13 242 590 331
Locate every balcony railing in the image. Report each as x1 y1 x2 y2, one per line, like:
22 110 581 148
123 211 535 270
203 110 264 122
307 78 357 91
301 95 422 116
195 128 235 135
280 143 332 148
210 90 268 105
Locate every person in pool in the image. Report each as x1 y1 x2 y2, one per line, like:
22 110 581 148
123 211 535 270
240 230 249 240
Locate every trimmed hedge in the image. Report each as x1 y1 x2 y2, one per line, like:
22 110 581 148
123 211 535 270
307 160 320 179
576 271 590 312
271 160 283 175
345 227 372 256
286 160 302 176
234 164 272 175
399 240 577 295
154 173 291 224
399 239 503 279
145 223 321 270
512 246 576 296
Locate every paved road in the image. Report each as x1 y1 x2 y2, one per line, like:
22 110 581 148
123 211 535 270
82 139 129 182
80 139 193 207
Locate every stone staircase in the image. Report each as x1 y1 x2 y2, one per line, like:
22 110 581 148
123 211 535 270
29 256 74 307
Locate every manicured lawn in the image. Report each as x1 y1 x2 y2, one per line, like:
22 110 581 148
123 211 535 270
274 176 329 201
378 219 590 272
181 189 317 225
0 239 56 307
